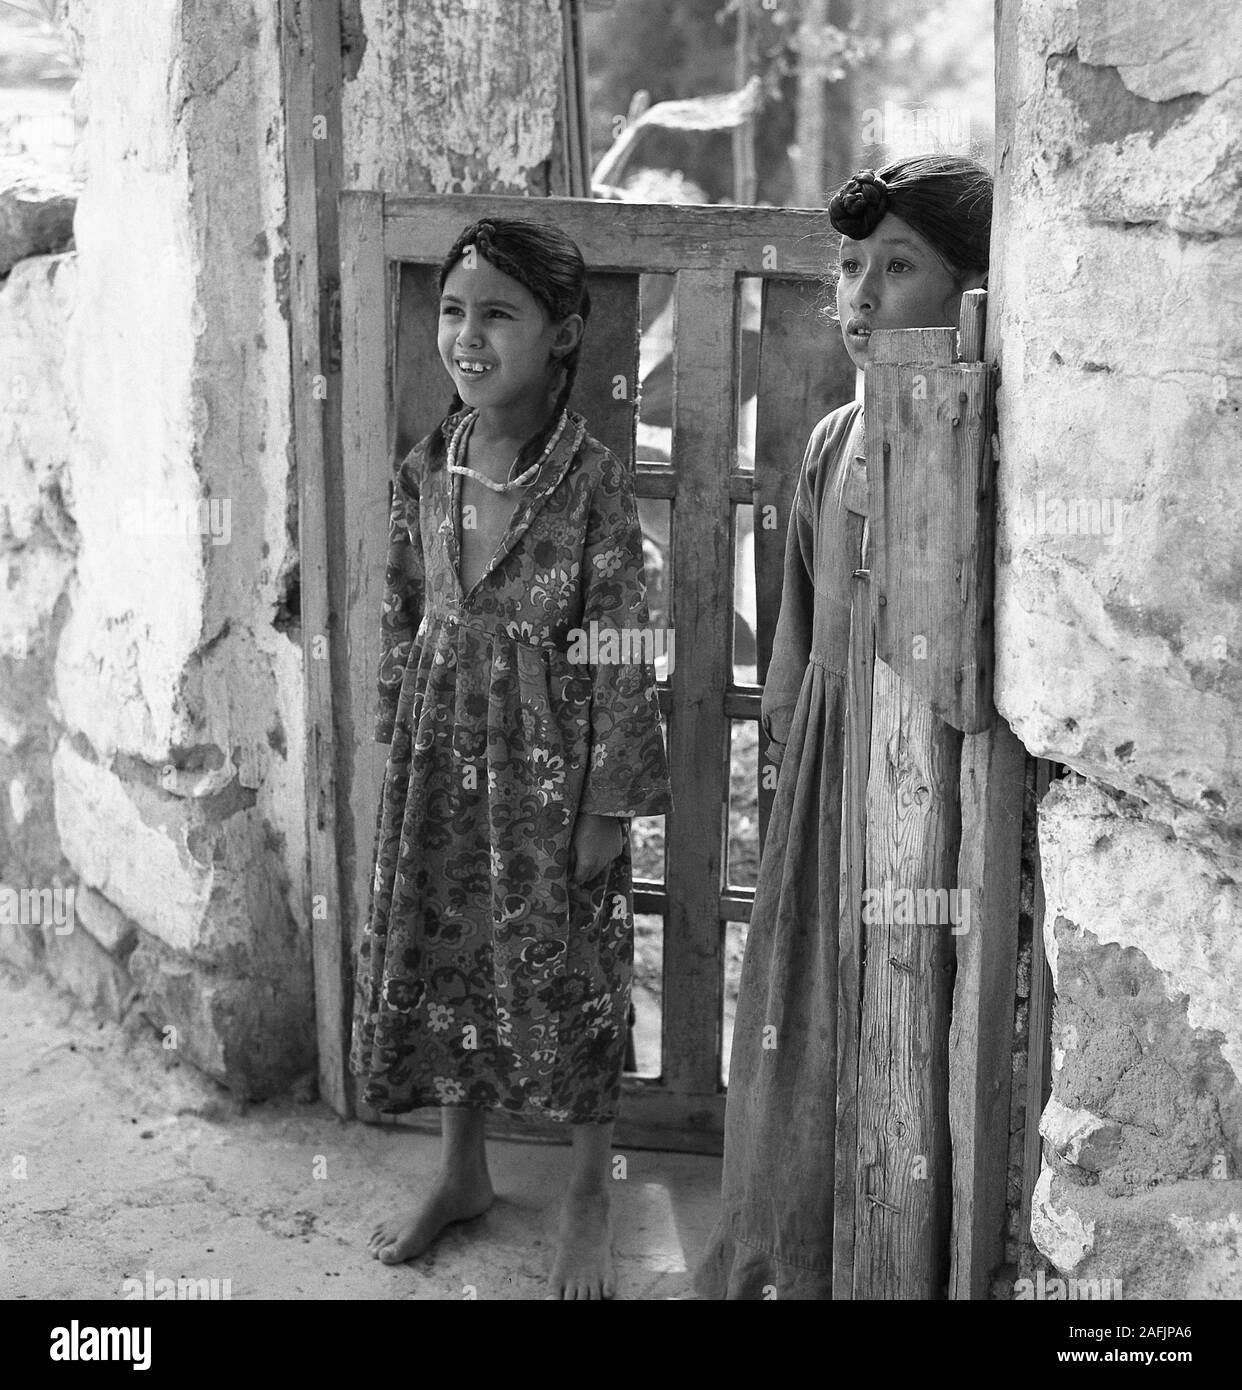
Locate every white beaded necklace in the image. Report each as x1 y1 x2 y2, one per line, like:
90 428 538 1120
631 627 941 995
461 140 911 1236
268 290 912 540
446 409 569 494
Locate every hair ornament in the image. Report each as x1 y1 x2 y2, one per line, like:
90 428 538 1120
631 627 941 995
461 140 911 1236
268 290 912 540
828 168 891 240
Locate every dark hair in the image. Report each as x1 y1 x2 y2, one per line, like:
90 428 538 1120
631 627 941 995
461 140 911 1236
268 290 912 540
820 154 992 320
434 218 591 471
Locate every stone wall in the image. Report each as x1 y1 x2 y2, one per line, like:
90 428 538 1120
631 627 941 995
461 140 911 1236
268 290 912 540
1 0 312 1096
992 0 1242 1297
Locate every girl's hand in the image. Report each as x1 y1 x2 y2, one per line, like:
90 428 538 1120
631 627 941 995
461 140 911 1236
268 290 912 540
571 814 625 884
761 699 796 767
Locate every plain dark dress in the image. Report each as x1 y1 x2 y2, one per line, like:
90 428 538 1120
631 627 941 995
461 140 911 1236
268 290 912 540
697 400 867 1298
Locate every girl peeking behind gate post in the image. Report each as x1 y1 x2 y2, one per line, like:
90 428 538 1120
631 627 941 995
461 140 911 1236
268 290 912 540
351 218 671 1299
697 155 992 1300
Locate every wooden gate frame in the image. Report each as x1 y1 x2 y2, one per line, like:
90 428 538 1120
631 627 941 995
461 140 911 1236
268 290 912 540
285 0 1049 1299
332 191 851 1153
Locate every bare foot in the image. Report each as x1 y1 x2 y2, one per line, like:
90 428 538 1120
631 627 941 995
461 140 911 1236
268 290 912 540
546 1186 616 1299
368 1166 495 1265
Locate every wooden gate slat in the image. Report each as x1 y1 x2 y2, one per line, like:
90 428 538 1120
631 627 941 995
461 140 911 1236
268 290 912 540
393 263 444 465
573 273 640 463
340 193 1000 1162
662 268 736 1096
384 195 835 274
948 716 1026 1297
285 0 349 1115
947 287 1027 1298
339 191 394 1020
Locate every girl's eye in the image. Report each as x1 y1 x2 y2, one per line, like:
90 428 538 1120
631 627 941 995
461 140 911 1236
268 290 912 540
888 260 912 273
440 305 462 316
839 259 860 274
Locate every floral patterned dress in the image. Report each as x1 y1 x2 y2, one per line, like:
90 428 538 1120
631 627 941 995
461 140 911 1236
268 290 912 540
351 408 671 1124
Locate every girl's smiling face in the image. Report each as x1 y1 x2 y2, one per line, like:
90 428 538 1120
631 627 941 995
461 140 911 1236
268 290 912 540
834 212 986 369
438 256 581 423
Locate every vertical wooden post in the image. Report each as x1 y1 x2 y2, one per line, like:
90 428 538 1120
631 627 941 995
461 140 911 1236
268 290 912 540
339 192 394 1119
852 660 961 1298
662 269 735 1094
867 323 993 731
849 290 1008 1297
948 720 1025 1296
283 0 351 1115
947 289 1028 1297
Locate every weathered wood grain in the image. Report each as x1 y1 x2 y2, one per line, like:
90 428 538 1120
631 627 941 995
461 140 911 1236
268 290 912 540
853 659 962 1299
385 194 836 275
948 716 1026 1298
866 327 993 732
573 273 640 463
339 191 394 1120
284 0 350 1116
944 284 1026 1298
957 288 987 363
392 262 444 465
662 268 736 1096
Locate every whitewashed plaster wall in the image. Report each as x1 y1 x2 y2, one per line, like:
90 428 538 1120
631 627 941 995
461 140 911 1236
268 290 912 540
1 0 314 1092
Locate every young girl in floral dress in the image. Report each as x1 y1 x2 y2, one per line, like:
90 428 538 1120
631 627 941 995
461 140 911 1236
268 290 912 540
351 218 671 1299
697 156 992 1299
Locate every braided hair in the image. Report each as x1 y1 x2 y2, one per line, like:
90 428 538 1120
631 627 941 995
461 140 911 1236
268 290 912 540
434 218 591 474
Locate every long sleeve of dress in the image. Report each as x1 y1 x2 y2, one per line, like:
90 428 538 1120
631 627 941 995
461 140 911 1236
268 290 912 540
760 420 825 752
374 460 424 745
576 450 673 819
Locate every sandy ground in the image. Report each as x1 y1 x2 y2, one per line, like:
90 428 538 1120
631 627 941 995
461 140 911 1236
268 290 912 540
0 965 722 1301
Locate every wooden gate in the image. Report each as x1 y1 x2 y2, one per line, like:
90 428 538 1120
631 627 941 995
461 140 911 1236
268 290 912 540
332 192 854 1152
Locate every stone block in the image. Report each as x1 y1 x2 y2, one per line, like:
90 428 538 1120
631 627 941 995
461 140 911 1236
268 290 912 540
52 738 215 956
1031 1166 1096 1272
128 933 315 1099
40 914 136 1023
1042 777 1242 1088
73 882 138 958
0 160 76 277
1035 1169 1242 1298
0 252 77 547
1040 1097 1123 1174
0 882 45 971
1028 772 1242 1287
992 0 1242 831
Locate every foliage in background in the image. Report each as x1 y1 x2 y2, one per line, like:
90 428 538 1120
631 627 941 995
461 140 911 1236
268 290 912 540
0 0 78 87
583 0 992 207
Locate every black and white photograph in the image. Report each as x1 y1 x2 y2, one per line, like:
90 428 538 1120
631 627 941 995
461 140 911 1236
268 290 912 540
0 0 1236 1351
